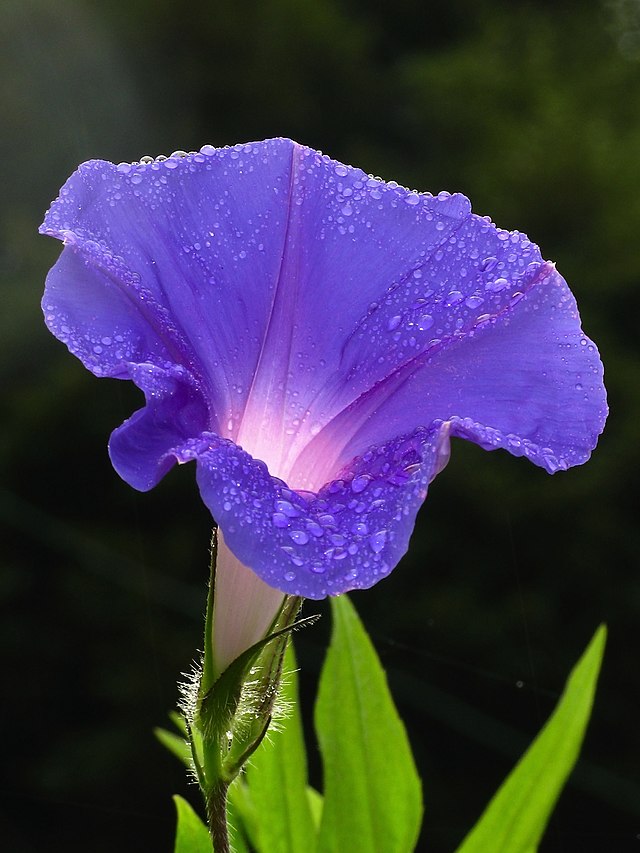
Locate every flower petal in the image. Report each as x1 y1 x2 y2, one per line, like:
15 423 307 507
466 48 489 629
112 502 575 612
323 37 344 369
40 140 298 435
41 140 472 480
290 244 607 485
170 424 451 600
41 243 180 380
109 363 208 490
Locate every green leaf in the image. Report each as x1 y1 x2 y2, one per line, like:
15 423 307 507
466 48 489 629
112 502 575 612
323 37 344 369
306 786 324 831
155 727 192 769
173 795 212 853
315 595 422 853
226 781 251 853
244 642 317 852
228 777 260 852
456 625 607 853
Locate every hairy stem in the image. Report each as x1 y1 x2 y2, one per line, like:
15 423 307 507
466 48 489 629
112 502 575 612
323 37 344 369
207 780 230 853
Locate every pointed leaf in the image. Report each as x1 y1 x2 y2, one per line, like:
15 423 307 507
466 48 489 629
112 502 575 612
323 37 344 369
315 595 422 853
245 642 317 852
173 795 212 853
307 787 324 831
228 777 260 852
155 727 192 768
170 709 190 736
227 783 251 853
456 625 606 853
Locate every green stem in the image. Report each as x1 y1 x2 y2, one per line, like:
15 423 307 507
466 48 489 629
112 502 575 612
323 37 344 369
207 779 230 853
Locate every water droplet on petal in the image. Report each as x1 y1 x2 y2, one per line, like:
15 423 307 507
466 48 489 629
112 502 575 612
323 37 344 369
369 530 387 553
480 256 498 272
445 290 464 306
465 295 484 309
306 521 324 537
387 315 402 331
274 499 300 517
289 529 309 545
351 474 372 493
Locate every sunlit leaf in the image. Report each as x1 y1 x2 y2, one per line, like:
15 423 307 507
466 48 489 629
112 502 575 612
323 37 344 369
173 795 212 853
456 625 606 853
245 642 317 852
315 595 422 853
155 727 191 769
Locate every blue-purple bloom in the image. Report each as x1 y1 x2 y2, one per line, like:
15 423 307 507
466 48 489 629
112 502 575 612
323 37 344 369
40 139 607 600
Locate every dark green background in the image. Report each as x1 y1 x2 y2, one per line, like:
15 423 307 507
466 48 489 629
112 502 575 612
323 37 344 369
1 0 638 850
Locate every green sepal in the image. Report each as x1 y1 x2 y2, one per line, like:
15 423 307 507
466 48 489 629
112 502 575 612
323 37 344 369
456 625 606 853
197 605 316 784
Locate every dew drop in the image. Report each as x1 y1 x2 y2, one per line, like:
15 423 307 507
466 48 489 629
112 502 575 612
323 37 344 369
369 530 387 553
465 295 484 309
445 290 464 306
274 499 300 517
417 313 434 331
289 529 309 545
306 520 324 537
387 315 402 332
334 164 349 177
351 474 372 493
480 256 498 272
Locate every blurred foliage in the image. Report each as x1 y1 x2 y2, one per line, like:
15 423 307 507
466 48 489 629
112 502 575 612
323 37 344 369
1 0 638 850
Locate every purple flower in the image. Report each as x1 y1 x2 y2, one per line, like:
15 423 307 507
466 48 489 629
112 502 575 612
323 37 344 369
40 139 607 600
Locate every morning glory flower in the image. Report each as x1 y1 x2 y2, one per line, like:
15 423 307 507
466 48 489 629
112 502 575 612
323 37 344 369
40 138 607 601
